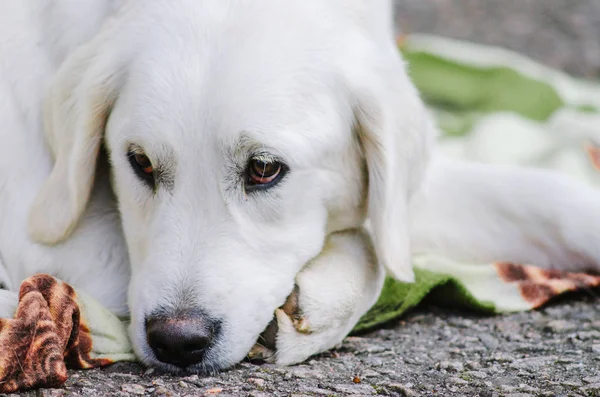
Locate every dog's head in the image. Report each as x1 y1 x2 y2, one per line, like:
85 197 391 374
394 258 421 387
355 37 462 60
28 0 433 372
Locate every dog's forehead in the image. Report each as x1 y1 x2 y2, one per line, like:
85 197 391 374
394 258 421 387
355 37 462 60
123 5 356 161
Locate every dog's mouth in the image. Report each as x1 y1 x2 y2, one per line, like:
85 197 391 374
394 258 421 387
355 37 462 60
247 284 301 363
143 285 302 372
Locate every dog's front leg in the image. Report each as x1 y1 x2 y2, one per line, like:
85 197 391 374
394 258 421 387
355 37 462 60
0 257 17 318
0 290 17 318
249 228 385 365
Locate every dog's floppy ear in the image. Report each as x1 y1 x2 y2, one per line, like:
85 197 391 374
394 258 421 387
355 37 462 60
350 49 434 283
28 24 127 245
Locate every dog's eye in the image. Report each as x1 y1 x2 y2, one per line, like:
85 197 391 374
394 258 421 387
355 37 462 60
249 159 281 184
134 153 153 174
128 150 155 187
246 157 285 190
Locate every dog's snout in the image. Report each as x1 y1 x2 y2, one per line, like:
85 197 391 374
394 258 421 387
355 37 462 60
145 312 219 368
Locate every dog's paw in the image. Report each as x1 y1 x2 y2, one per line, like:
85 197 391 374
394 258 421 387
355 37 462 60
249 286 352 366
247 285 305 362
249 229 385 366
274 284 311 334
269 304 351 366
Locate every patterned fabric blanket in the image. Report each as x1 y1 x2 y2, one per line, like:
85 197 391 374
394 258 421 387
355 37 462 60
0 276 134 392
1 35 600 393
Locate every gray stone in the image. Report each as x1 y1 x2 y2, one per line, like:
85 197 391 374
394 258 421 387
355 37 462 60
583 376 600 384
576 330 600 340
544 319 577 333
465 361 482 370
362 356 385 367
582 383 600 394
286 366 325 380
561 380 582 387
298 386 334 395
248 392 271 397
436 361 464 373
151 386 173 397
360 369 380 378
479 333 500 349
518 384 539 393
120 384 146 395
446 377 469 385
387 383 418 397
489 352 515 363
37 390 67 397
247 378 265 387
509 356 558 371
330 383 376 395
500 385 518 393
467 371 488 380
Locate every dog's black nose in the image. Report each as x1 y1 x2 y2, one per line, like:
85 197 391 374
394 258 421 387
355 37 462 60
146 312 218 368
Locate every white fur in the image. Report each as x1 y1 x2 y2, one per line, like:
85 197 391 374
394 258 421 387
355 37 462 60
1 0 599 371
273 229 385 365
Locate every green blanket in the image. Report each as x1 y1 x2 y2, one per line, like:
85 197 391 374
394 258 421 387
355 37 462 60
355 34 600 332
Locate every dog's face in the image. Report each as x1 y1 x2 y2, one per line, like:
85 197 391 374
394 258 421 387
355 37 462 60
28 1 433 371
106 16 366 370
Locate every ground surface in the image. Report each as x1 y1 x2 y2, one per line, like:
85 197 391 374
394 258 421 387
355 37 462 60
7 295 599 397
5 1 600 396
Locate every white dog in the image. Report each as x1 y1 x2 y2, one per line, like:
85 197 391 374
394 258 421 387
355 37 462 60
1 0 599 373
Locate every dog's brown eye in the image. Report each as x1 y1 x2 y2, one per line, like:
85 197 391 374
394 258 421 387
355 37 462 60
246 156 287 191
249 159 281 185
134 153 153 175
128 149 155 188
